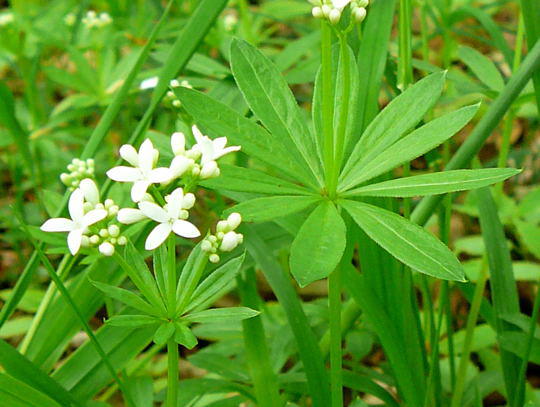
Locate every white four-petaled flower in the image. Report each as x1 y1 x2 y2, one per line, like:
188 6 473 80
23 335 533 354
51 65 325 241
106 139 172 202
137 188 200 250
192 125 240 165
40 189 107 255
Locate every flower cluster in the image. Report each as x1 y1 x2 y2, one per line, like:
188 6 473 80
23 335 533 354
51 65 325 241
310 0 368 24
41 179 126 256
81 10 112 29
60 158 95 189
201 213 243 263
41 126 241 259
139 77 193 108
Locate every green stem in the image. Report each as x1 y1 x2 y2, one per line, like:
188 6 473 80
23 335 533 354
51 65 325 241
167 235 177 317
513 280 540 407
451 258 489 407
329 266 342 407
19 255 76 354
398 0 413 89
321 21 335 196
167 338 179 407
330 35 351 196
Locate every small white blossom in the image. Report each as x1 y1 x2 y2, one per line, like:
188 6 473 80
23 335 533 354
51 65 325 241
40 189 107 255
192 125 241 165
107 139 173 202
138 188 200 250
99 242 115 256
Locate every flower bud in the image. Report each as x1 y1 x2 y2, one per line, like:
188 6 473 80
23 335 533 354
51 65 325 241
357 0 369 7
201 240 213 252
200 161 218 179
191 166 201 176
353 7 366 22
171 132 186 155
108 224 120 237
81 235 90 247
329 8 341 24
172 100 181 108
220 231 241 252
117 236 127 245
104 198 114 209
99 228 109 238
60 173 72 184
108 205 119 216
182 193 196 210
90 235 100 245
99 242 115 256
179 209 189 220
227 213 242 230
321 4 331 16
312 6 323 18
216 220 229 233
209 254 220 263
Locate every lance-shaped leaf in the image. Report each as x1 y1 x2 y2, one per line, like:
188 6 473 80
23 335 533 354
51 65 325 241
344 168 520 197
0 374 62 407
183 254 245 314
91 280 158 316
341 71 446 178
228 196 321 223
341 200 465 281
459 45 505 92
184 307 259 324
290 201 347 287
339 104 479 191
174 323 198 349
106 315 160 327
230 38 323 186
201 163 313 195
176 87 317 188
153 322 175 345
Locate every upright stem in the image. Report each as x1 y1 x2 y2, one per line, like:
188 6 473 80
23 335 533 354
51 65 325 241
321 22 335 196
167 235 177 316
328 266 343 407
167 338 179 407
398 0 413 89
451 258 489 407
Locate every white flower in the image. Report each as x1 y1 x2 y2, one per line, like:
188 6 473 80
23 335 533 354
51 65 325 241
331 0 351 9
40 189 107 255
138 188 200 250
79 178 99 206
107 139 172 202
140 76 158 90
219 231 243 252
192 125 240 165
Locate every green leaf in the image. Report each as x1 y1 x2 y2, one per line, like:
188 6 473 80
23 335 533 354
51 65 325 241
106 315 159 327
0 339 79 407
184 307 259 324
184 255 245 314
0 374 62 407
230 38 323 186
229 196 321 223
341 200 465 281
290 201 347 287
339 104 479 191
201 164 312 195
458 46 505 92
344 168 520 197
176 87 316 188
91 280 157 316
174 323 198 349
342 72 446 179
153 322 175 345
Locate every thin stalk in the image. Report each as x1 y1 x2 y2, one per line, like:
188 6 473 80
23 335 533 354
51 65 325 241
321 21 335 196
167 338 179 407
398 0 413 89
329 266 343 407
167 235 176 316
330 34 351 194
19 255 76 354
513 280 540 407
450 258 489 407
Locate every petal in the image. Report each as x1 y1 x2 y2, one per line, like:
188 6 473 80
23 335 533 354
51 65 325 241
166 188 184 219
148 168 172 183
139 201 169 223
119 144 139 167
79 178 99 205
118 208 147 224
172 220 200 239
145 223 172 250
67 229 83 255
170 155 191 178
107 166 141 182
131 180 150 202
82 209 107 227
138 139 155 172
192 125 204 145
41 218 74 232
171 132 185 155
332 0 351 9
68 189 85 221
213 137 228 151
